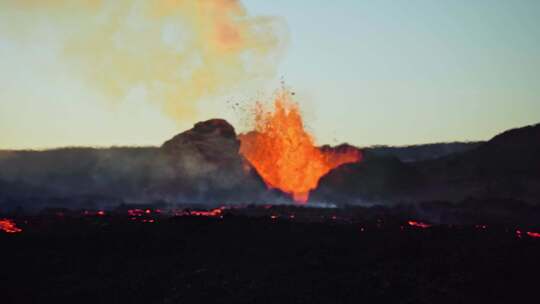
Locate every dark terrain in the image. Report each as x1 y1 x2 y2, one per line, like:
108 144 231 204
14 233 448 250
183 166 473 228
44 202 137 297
2 207 540 304
1 121 540 303
2 121 539 210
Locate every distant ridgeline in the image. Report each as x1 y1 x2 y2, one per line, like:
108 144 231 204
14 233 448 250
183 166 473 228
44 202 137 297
0 122 539 212
363 142 482 163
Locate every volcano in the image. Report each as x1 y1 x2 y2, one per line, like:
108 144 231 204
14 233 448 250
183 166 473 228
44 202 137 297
0 119 539 210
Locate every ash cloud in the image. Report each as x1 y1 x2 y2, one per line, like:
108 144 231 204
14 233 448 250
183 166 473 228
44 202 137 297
0 0 287 122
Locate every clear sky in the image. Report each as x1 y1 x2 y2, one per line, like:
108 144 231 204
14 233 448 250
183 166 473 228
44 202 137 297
1 0 539 149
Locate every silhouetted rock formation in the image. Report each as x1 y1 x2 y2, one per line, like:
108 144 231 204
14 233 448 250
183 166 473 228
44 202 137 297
1 121 539 211
416 123 540 203
162 119 241 169
461 123 540 178
313 123 540 205
0 120 272 209
363 142 481 163
152 119 268 203
312 152 423 204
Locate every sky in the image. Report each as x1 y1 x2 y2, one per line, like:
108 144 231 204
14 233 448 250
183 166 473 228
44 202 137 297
1 0 539 149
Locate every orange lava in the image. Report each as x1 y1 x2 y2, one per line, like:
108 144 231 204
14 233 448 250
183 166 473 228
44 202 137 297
407 221 432 229
128 209 149 217
174 207 225 217
239 90 362 203
527 231 540 238
0 219 23 234
188 208 223 217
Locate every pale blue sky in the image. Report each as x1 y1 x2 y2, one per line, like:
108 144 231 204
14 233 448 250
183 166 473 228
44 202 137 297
244 0 540 145
1 1 539 149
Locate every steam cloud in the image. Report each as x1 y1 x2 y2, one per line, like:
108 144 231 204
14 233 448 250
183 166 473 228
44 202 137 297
0 0 287 121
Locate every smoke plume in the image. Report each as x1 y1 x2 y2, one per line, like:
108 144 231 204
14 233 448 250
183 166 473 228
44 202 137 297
0 0 286 121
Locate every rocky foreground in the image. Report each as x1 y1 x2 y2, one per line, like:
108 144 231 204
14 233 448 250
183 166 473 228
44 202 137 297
2 207 540 304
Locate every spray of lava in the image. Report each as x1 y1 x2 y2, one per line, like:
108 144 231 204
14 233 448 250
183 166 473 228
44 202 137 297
239 90 362 203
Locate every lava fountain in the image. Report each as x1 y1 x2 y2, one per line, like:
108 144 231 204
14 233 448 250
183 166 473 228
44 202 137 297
239 90 362 203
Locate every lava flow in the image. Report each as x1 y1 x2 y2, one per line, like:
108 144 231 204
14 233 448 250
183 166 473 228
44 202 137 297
407 221 432 229
0 218 23 234
174 207 225 218
527 232 540 238
239 90 362 203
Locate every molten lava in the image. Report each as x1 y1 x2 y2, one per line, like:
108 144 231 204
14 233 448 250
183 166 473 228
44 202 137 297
174 208 224 218
239 90 362 203
188 208 223 217
527 231 540 238
407 221 432 229
0 218 22 234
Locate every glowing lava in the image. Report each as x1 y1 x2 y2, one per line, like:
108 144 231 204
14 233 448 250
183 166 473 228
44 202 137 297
188 208 223 217
239 90 362 203
527 231 540 238
407 221 432 229
174 208 225 217
0 219 22 234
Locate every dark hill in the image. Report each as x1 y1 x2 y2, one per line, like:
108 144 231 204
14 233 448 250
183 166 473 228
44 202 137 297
364 142 481 163
314 123 540 205
0 120 273 211
312 151 424 205
152 119 268 203
416 123 540 203
1 121 539 210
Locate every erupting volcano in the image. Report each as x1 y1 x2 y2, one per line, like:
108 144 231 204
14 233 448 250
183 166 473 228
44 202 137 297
239 90 362 203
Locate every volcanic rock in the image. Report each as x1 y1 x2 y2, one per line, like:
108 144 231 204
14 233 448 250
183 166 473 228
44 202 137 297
319 143 362 155
416 123 540 203
162 119 240 168
312 151 423 205
154 119 268 202
422 123 540 177
363 142 481 163
467 122 540 177
314 123 540 205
